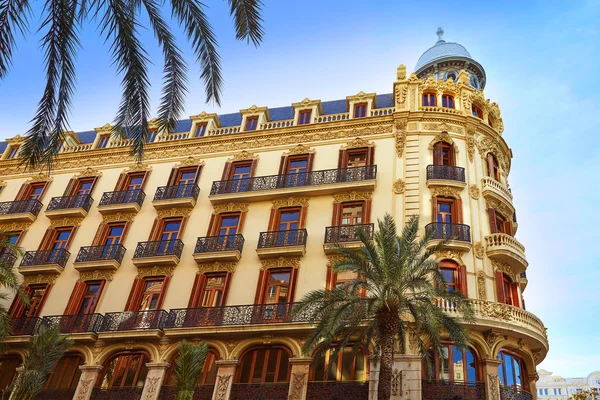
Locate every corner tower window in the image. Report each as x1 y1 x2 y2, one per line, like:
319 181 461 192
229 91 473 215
472 105 483 119
442 95 454 109
353 103 367 118
245 117 258 131
298 110 311 125
423 93 436 107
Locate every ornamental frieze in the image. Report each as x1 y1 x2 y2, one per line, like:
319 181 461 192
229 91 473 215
435 250 465 265
136 265 175 279
491 260 517 282
23 274 58 285
341 137 375 149
476 271 487 299
430 186 462 199
156 207 193 219
197 261 237 274
283 144 315 156
102 212 137 223
175 156 205 168
333 191 372 203
0 221 32 232
212 202 249 214
392 179 406 194
227 150 259 162
427 130 455 149
123 162 152 173
50 217 84 228
260 257 301 270
26 171 53 183
74 167 102 178
272 197 309 209
79 270 115 282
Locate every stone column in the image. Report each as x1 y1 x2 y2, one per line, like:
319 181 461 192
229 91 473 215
287 358 312 400
394 354 422 400
140 362 170 400
528 372 539 400
368 355 379 400
481 358 502 400
212 360 238 400
72 365 103 400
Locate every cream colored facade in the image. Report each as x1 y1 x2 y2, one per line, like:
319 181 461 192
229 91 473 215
0 32 548 400
537 370 600 399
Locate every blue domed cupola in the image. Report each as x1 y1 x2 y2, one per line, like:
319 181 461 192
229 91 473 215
415 28 486 90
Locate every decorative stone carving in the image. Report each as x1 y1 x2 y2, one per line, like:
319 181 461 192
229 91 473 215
216 375 232 400
175 156 205 168
326 254 343 267
283 144 315 156
289 372 307 400
260 257 301 270
477 271 487 299
396 65 406 81
436 250 465 265
427 131 454 150
91 340 107 360
492 260 517 281
124 340 136 350
532 349 543 363
143 377 161 400
102 212 137 223
476 137 510 173
157 338 171 357
27 171 53 183
480 302 511 320
430 186 462 199
197 261 237 274
466 127 476 163
79 270 115 282
137 265 175 279
485 198 514 221
341 137 375 149
517 338 525 351
474 242 485 259
469 185 480 200
76 378 94 400
391 369 401 396
23 274 57 285
394 120 407 158
395 85 408 106
227 150 259 162
0 221 32 232
333 191 372 203
488 374 500 399
74 167 102 178
272 197 309 209
124 163 152 173
484 330 503 348
156 207 193 219
392 179 406 194
49 217 83 228
212 202 249 214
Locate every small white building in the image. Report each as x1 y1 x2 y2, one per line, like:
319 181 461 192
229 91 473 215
537 369 600 399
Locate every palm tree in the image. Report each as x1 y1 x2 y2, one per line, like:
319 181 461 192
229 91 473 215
0 0 264 168
293 214 475 400
174 339 209 400
10 326 74 400
0 232 27 352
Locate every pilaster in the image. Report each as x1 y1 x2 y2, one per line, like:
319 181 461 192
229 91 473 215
140 362 170 400
368 355 380 400
481 358 502 400
528 372 539 400
288 357 312 400
212 360 238 400
73 365 103 400
393 354 422 400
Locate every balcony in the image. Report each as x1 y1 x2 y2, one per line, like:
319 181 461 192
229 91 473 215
230 383 289 400
45 194 93 219
152 184 200 209
160 386 214 399
422 380 485 400
19 249 70 275
209 166 377 203
42 314 104 341
99 310 167 339
193 234 244 263
74 244 126 273
519 271 528 290
0 252 18 267
426 165 466 189
97 189 145 214
11 316 42 336
132 239 183 267
485 233 528 273
323 223 374 254
0 199 43 222
481 176 514 209
500 385 533 400
256 229 307 258
425 222 471 252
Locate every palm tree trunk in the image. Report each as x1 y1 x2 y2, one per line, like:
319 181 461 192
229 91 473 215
377 309 399 400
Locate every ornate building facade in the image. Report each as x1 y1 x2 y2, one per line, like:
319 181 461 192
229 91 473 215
0 30 548 400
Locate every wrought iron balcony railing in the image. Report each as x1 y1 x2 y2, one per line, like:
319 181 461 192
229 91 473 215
90 388 144 399
47 194 93 212
160 386 215 400
422 380 485 400
195 234 245 253
165 302 319 329
257 229 308 248
20 249 71 267
0 199 43 216
210 165 377 195
426 164 466 182
153 184 200 201
75 244 126 264
133 240 183 259
99 310 168 332
36 389 77 400
99 189 145 207
306 382 370 400
42 314 104 333
324 223 374 244
11 316 42 335
0 252 17 267
500 385 533 400
230 383 289 400
425 222 471 243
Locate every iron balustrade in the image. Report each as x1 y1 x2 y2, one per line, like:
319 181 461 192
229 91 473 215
195 234 244 253
75 244 126 264
230 383 290 400
160 386 214 400
36 389 77 400
422 380 485 400
99 310 168 332
258 229 307 248
0 199 43 216
165 302 320 329
500 385 533 400
42 314 104 333
133 239 184 259
90 388 144 399
47 194 93 212
425 222 471 243
99 189 145 206
426 164 466 182
20 249 71 267
0 253 17 267
210 165 378 195
154 184 200 201
11 316 42 335
306 381 370 400
324 223 374 244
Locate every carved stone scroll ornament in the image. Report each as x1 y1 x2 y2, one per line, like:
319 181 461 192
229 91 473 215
23 274 58 285
212 202 249 214
430 186 462 199
175 156 204 168
469 185 480 200
216 375 232 400
341 137 375 150
488 374 500 399
0 221 32 232
333 191 372 203
74 167 102 178
143 377 161 400
260 257 301 270
137 265 175 279
79 270 115 282
157 207 193 219
227 150 259 162
76 378 94 400
283 144 315 156
392 179 406 194
50 217 84 228
102 212 136 223
272 197 309 209
394 120 407 158
289 372 307 400
474 242 485 259
476 271 487 299
27 171 53 183
124 162 152 173
391 369 401 396
197 261 237 274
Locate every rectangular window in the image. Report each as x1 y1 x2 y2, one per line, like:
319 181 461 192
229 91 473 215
245 117 258 131
472 105 483 119
277 209 300 231
159 219 182 241
264 269 291 304
7 146 20 159
423 93 436 107
442 95 454 108
194 123 207 137
283 156 309 187
216 214 240 236
339 203 363 225
146 130 159 143
440 266 459 292
433 142 454 166
201 274 227 307
124 173 145 191
353 103 367 118
436 201 454 224
97 135 110 149
345 149 368 168
73 178 95 196
298 110 311 125
139 277 165 311
174 167 198 186
21 183 47 201
25 284 50 317
332 270 358 289
76 281 105 314
229 162 252 180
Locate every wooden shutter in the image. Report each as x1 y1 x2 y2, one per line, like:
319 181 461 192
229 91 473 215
431 197 438 222
124 278 145 311
307 153 315 173
367 146 375 167
338 150 347 168
254 270 268 304
221 272 232 306
38 229 57 250
92 224 110 246
278 155 288 175
495 272 505 304
15 184 30 200
221 162 233 180
148 218 163 241
459 265 468 295
433 142 442 165
503 221 513 236
454 199 463 223
510 283 520 308
64 179 78 196
488 209 498 233
288 268 299 302
115 173 128 191
155 276 170 309
188 274 206 308
64 281 88 315
9 286 33 318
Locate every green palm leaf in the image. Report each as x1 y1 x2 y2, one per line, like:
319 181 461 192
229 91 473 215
174 340 208 400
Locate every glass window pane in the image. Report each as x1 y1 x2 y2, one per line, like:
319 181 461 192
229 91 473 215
452 346 464 382
465 349 477 383
440 347 450 381
252 350 266 383
504 355 515 386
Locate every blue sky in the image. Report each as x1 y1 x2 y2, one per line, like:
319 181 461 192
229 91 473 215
1 0 599 377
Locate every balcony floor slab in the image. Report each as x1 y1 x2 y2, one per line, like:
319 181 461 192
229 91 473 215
193 251 241 263
256 246 306 259
97 203 141 215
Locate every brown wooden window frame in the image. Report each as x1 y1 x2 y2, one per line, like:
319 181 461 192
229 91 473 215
423 92 437 107
439 259 467 294
254 267 298 305
188 272 232 308
497 349 528 389
486 153 500 181
6 146 20 159
472 104 484 119
167 165 201 187
422 344 480 383
332 201 370 227
245 116 259 131
433 141 455 166
488 208 512 236
64 280 106 315
9 283 52 318
353 103 367 118
16 181 49 201
309 346 367 382
235 346 292 384
98 351 150 389
208 212 243 237
326 268 360 292
495 272 520 308
441 94 454 109
97 134 110 149
432 197 463 224
149 217 186 241
194 123 208 137
44 353 84 390
0 356 21 390
298 110 312 125
338 146 375 169
115 171 149 192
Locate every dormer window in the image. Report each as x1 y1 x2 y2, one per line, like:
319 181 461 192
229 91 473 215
146 129 159 143
194 123 207 137
97 135 110 149
353 103 367 118
245 117 258 131
472 105 483 119
298 110 311 125
442 95 454 109
6 146 19 159
423 93 436 107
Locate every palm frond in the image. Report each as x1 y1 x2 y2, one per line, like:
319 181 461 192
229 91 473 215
174 340 208 400
0 0 31 79
0 294 13 353
227 0 263 46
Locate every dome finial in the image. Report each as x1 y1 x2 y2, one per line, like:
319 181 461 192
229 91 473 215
436 27 445 43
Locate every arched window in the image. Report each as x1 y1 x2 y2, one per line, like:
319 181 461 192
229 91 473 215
439 260 466 293
236 346 291 384
423 93 437 107
423 345 479 383
433 142 455 166
486 153 500 181
310 347 367 382
497 350 527 389
0 356 21 390
45 353 84 390
98 352 149 389
442 95 454 109
164 348 220 386
472 105 483 119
